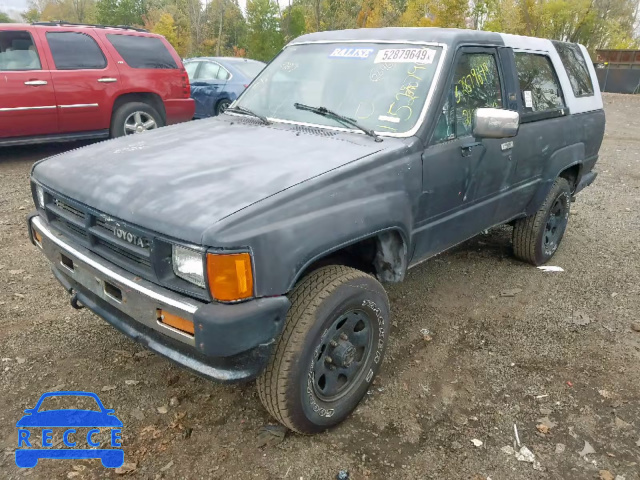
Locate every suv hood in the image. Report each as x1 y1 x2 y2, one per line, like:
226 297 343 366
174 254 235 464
32 118 386 244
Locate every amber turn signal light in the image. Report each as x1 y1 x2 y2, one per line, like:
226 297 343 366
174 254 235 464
33 229 42 246
206 253 253 302
157 309 194 335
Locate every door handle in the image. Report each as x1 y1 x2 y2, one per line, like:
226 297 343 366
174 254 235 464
98 78 117 83
461 142 483 157
24 80 48 86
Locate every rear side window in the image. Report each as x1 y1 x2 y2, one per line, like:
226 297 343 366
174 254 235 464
0 30 42 71
196 62 220 80
552 41 594 97
514 53 565 113
46 32 107 70
216 67 230 80
107 34 177 69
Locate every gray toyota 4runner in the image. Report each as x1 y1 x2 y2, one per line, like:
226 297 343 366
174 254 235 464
28 28 605 434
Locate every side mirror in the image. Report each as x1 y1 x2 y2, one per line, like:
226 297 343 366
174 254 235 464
473 108 519 139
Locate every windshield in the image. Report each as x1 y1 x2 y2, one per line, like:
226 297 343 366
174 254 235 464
235 42 443 135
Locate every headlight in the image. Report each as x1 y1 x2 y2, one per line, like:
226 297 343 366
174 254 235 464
172 245 205 288
36 184 45 209
207 252 253 301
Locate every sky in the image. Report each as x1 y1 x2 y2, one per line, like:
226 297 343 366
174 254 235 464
0 0 26 19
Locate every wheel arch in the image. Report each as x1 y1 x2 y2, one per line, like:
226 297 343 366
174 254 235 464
558 163 581 192
288 228 409 290
525 143 585 216
111 92 166 123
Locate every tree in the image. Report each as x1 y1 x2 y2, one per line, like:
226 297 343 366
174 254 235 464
481 0 639 56
398 0 469 27
22 7 41 22
97 0 147 26
152 12 179 46
281 3 306 42
246 0 283 61
71 0 93 22
0 11 13 22
358 0 401 28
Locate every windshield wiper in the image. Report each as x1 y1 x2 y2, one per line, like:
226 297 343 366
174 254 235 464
225 105 270 125
293 103 382 142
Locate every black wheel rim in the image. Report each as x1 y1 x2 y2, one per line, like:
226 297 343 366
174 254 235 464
312 309 373 402
543 196 568 252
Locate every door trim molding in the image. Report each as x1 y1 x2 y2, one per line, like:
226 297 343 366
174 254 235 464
0 105 56 112
58 103 99 109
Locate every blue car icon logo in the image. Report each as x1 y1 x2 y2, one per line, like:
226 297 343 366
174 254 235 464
15 391 124 468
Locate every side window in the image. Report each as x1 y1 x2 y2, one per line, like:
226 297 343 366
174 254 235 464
433 52 503 143
46 32 107 70
514 53 565 113
216 67 230 80
184 61 199 81
0 31 42 71
107 34 178 69
552 41 594 97
197 62 220 80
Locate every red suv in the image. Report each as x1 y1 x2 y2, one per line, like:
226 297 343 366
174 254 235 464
0 22 194 147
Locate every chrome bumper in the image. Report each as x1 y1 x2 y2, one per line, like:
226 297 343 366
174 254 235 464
30 215 203 347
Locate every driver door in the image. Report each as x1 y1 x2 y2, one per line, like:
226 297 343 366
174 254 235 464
413 47 514 260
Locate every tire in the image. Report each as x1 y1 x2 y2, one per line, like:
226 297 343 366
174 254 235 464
215 99 231 116
513 177 571 265
110 102 164 138
257 265 390 434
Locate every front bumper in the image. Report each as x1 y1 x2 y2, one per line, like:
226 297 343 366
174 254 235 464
29 215 290 382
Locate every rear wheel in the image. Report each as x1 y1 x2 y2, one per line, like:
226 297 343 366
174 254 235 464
513 177 571 265
110 102 164 138
215 99 231 116
257 265 390 434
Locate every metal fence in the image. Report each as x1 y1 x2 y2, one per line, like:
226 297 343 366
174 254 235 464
594 49 640 94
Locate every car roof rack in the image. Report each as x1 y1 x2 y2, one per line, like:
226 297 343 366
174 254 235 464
32 21 149 33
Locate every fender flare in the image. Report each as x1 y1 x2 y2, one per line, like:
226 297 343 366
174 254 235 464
524 143 584 216
287 227 410 290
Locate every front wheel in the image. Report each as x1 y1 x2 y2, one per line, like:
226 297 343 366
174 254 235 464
513 177 571 265
257 265 390 434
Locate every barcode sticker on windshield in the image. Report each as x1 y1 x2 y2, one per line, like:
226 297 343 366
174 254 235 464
374 48 436 64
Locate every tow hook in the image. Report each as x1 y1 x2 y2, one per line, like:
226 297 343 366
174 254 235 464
70 291 84 310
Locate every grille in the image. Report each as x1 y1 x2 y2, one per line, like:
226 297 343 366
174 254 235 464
46 195 154 279
54 198 85 219
97 241 152 268
95 218 112 232
65 221 88 239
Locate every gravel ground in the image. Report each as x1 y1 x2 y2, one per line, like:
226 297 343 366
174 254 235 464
1 94 639 480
